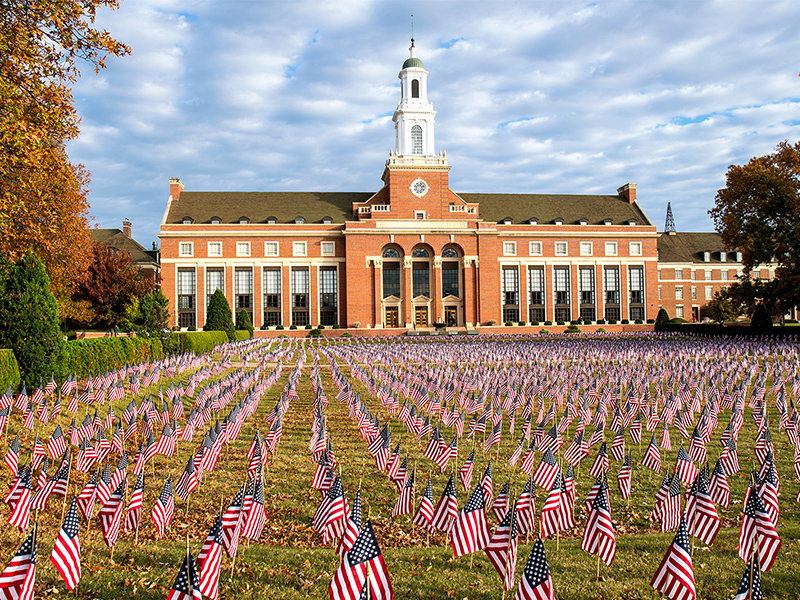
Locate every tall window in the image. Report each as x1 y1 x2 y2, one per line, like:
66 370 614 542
291 267 310 326
382 248 401 299
629 266 645 321
206 268 224 307
604 267 620 322
579 267 595 322
319 266 338 326
411 125 423 155
411 79 419 98
177 269 196 328
502 266 519 323
554 266 571 322
528 266 545 323
412 247 430 298
234 268 253 321
263 268 281 326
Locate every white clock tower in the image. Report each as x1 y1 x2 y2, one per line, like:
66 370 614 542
393 39 437 160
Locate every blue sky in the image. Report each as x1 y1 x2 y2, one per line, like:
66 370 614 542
68 0 800 247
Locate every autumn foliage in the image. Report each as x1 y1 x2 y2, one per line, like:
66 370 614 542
0 0 130 306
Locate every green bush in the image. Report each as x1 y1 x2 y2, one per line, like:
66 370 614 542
531 321 539 326
647 319 655 324
332 324 340 329
570 320 579 325
597 319 606 325
205 290 235 341
290 324 297 330
340 332 353 338
655 308 670 325
305 324 312 330
621 319 630 324
318 324 325 330
597 328 606 333
518 321 526 326
234 330 251 341
308 328 322 338
236 310 254 337
544 320 552 326
63 337 163 380
178 331 229 355
0 251 65 387
539 329 549 334
557 320 565 326
505 321 513 326
564 324 580 333
634 319 644 324
0 349 21 392
608 319 617 324
669 317 688 324
276 325 284 330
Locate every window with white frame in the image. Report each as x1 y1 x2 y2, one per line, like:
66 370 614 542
293 241 307 257
179 242 193 257
264 242 279 256
629 242 642 256
691 286 696 300
675 268 683 280
675 285 683 300
503 241 516 256
555 242 568 256
529 241 542 256
207 242 222 257
721 269 728 281
605 242 617 256
321 241 335 256
691 269 696 281
705 286 713 300
704 269 712 281
414 211 425 220
580 242 593 256
236 242 250 257
658 286 662 300
676 305 684 319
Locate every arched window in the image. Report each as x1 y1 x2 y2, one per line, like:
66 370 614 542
382 248 400 258
442 248 458 258
411 247 429 258
382 247 401 299
411 125 423 155
411 79 420 98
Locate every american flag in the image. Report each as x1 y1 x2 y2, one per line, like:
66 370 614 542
650 514 696 600
221 486 244 558
77 470 98 519
0 524 37 600
492 480 509 522
8 466 31 530
674 446 698 486
738 483 781 572
241 479 266 541
733 549 763 600
533 449 559 490
514 538 553 600
47 425 67 459
124 472 145 533
175 457 199 501
580 480 616 566
459 450 475 491
485 502 518 591
166 552 202 600
685 473 720 546
330 521 392 600
338 490 362 557
197 516 224 600
658 474 682 532
589 442 609 478
480 462 494 510
617 453 632 499
431 474 458 533
540 471 562 539
450 484 490 557
391 470 415 518
50 498 81 590
411 477 434 532
641 433 662 472
151 478 175 539
98 481 126 547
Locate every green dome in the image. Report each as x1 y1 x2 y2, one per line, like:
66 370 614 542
402 57 424 69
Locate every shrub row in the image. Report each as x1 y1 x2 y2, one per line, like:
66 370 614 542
178 331 229 355
234 330 252 341
63 337 163 380
654 323 794 337
0 349 21 391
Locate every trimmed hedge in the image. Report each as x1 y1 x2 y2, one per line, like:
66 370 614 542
654 323 795 337
63 338 163 380
0 350 21 392
179 331 229 355
234 330 252 341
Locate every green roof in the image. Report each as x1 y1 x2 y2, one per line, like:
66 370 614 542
402 57 424 69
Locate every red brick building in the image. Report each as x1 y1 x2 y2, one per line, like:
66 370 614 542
159 41 660 330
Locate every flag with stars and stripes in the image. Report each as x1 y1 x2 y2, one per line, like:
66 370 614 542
580 480 616 566
50 498 81 590
738 483 781 572
329 521 392 600
450 484 490 557
431 474 458 533
513 538 553 600
197 515 224 600
151 478 175 539
485 501 518 591
650 514 696 600
166 551 202 600
733 549 763 600
0 525 37 600
412 477 434 532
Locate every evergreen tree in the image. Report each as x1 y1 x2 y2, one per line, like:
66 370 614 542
0 251 66 387
205 289 235 341
655 308 670 325
236 309 254 338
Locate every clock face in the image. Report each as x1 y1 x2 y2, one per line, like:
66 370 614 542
411 178 429 197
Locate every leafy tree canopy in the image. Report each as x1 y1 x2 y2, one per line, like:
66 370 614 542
205 289 235 341
0 0 129 302
710 141 800 314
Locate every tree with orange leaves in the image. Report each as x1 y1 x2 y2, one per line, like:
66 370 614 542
0 0 130 312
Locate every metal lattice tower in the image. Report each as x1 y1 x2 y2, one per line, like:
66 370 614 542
664 202 676 233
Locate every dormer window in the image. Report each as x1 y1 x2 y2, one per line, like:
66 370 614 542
703 252 711 262
627 219 637 226
294 216 305 225
603 218 613 226
502 217 513 225
322 216 332 224
528 217 538 225
736 252 742 262
267 216 277 225
210 216 221 225
239 216 249 225
579 218 588 225
182 216 193 225
719 251 727 262
554 217 564 225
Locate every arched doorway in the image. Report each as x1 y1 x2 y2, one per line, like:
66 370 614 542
380 246 403 327
411 245 432 327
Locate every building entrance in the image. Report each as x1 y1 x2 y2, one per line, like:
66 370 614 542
385 307 399 328
414 306 428 327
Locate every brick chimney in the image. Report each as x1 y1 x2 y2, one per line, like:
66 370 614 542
169 177 184 201
617 183 637 204
123 218 132 238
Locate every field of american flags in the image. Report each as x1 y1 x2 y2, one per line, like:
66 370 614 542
0 333 799 599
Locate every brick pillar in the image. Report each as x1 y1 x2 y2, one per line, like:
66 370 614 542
196 266 206 327
545 264 553 323
310 264 318 327
571 264 579 322
282 265 292 327
519 263 528 323
403 257 413 327
620 265 629 322
432 258 442 324
595 264 604 323
462 258 474 327
373 259 382 327
253 266 262 329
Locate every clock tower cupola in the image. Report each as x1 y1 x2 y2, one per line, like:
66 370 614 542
393 39 437 160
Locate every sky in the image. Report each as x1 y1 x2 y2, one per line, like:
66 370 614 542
68 0 800 248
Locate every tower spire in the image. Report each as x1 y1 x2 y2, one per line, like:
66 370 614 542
665 202 676 234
